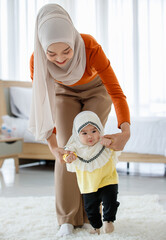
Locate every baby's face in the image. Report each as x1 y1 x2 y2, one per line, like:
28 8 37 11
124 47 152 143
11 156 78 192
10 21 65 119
79 124 100 146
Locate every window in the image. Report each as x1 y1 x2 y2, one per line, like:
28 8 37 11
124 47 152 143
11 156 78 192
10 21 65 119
0 0 165 117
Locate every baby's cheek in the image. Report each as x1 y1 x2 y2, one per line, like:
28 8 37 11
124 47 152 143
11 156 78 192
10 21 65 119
97 135 100 141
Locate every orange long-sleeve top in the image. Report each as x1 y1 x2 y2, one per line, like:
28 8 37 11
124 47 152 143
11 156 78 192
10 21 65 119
30 34 130 134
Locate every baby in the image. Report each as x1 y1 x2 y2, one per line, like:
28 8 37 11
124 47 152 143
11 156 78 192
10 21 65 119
63 111 120 234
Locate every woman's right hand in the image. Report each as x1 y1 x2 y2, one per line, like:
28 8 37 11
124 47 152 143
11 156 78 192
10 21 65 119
63 152 77 163
47 133 70 164
51 147 71 164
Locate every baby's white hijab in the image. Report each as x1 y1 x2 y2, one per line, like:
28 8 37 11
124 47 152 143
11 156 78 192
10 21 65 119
65 111 112 172
71 110 104 145
29 4 86 140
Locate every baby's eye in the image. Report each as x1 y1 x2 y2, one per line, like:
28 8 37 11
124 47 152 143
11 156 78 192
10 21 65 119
92 130 97 133
82 132 87 135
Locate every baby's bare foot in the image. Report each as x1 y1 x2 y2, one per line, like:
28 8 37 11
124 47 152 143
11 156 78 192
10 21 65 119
103 221 114 233
90 228 100 235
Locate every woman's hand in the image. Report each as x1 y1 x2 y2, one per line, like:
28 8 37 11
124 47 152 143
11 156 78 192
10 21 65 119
63 152 77 163
51 147 71 164
101 122 130 151
47 133 70 163
100 137 112 148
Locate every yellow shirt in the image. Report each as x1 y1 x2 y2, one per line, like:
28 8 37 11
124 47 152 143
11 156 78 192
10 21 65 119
75 155 118 194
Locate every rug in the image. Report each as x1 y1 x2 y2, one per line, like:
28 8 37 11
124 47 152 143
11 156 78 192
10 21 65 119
0 195 165 240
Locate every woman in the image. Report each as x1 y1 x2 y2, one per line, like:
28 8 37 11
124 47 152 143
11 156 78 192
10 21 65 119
29 3 130 237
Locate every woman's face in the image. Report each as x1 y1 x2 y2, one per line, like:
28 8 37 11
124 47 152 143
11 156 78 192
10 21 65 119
46 42 74 67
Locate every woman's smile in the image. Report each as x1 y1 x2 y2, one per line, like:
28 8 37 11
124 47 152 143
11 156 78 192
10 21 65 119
55 59 67 65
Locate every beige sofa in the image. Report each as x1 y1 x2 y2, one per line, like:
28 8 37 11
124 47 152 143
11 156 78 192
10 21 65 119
0 80 54 163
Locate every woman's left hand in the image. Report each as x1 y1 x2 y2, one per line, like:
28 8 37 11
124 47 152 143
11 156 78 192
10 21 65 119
100 122 130 151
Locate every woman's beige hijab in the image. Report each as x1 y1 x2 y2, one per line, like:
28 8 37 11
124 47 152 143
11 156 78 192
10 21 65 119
29 4 86 141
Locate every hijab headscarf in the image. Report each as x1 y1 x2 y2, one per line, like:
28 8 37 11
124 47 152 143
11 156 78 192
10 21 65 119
65 111 119 172
29 4 86 140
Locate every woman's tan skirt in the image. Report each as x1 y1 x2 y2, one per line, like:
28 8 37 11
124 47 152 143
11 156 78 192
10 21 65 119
54 75 112 226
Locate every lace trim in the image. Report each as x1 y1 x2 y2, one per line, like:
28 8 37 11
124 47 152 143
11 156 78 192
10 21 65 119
77 146 105 163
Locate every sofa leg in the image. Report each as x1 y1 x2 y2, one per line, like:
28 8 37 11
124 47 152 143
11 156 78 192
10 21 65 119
14 157 19 173
0 159 5 169
127 162 130 175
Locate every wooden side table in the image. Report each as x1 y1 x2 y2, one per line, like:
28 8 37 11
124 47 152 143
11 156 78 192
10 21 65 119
0 136 23 173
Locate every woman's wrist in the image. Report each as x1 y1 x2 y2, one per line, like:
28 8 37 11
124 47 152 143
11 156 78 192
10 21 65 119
47 133 58 152
120 122 130 138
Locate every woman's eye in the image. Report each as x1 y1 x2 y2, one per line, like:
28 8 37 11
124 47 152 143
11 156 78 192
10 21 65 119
64 51 70 55
47 53 56 57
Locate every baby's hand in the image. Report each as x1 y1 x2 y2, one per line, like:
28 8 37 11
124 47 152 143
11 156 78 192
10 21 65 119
100 137 113 148
63 152 77 163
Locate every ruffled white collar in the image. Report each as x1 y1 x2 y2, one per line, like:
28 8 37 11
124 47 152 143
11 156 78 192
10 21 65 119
65 141 120 172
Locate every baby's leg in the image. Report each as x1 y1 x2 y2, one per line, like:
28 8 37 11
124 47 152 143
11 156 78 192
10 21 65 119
101 184 120 233
83 192 102 234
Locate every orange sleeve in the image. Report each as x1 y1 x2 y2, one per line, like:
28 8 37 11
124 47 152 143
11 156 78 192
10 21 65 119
99 64 130 128
52 128 56 134
86 35 130 128
29 53 56 134
30 53 34 81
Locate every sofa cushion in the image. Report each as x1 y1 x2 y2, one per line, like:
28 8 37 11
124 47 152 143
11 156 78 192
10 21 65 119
9 87 32 119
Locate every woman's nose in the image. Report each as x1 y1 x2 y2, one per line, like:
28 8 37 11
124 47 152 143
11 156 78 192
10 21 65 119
55 55 64 62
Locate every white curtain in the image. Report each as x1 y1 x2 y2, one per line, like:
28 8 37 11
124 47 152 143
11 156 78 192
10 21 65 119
0 0 166 117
